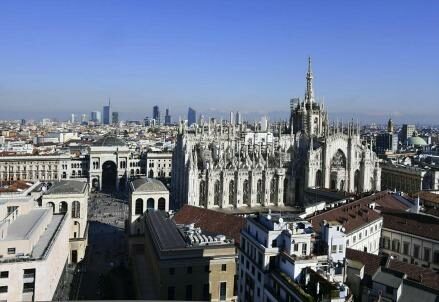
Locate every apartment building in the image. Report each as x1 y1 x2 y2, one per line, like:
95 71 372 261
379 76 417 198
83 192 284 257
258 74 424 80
0 182 70 301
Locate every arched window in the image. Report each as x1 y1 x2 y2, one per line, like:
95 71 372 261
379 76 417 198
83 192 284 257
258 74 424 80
62 172 67 179
331 150 347 169
72 201 80 218
243 180 250 205
158 198 166 211
147 198 155 210
72 171 76 177
136 169 139 175
47 202 55 213
59 201 68 214
78 170 82 176
257 179 263 204
199 180 207 207
74 221 80 238
270 177 278 204
135 198 143 215
315 170 322 188
148 170 154 178
229 180 235 205
214 180 221 206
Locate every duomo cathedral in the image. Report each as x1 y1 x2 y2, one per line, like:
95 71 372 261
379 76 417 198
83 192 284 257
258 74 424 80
171 58 381 209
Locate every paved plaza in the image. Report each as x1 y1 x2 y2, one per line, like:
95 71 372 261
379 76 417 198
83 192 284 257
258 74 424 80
71 192 133 300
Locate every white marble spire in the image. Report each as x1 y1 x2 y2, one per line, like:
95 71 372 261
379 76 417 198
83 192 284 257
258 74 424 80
305 57 314 104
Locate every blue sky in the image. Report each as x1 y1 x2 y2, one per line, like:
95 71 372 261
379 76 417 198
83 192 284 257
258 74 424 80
0 1 438 123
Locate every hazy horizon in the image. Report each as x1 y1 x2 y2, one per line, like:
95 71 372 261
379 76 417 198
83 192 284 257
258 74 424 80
1 1 438 124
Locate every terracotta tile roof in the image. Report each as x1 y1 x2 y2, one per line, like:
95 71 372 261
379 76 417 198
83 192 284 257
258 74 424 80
346 248 439 290
309 197 382 234
0 180 33 192
346 248 386 277
308 192 411 234
387 260 439 290
173 205 245 244
424 207 439 217
382 210 439 241
373 194 411 211
416 191 439 205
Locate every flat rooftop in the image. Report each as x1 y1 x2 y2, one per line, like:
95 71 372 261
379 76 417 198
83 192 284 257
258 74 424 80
45 179 87 194
0 212 65 261
32 214 64 258
4 208 48 241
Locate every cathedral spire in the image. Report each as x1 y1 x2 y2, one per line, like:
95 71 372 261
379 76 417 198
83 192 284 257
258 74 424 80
305 57 314 104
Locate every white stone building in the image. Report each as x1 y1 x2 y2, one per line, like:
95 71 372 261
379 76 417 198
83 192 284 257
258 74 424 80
41 179 89 263
238 213 350 302
89 136 131 191
0 135 148 193
171 58 381 210
309 194 385 255
0 154 71 182
145 151 172 179
0 182 70 301
380 211 439 271
128 177 169 235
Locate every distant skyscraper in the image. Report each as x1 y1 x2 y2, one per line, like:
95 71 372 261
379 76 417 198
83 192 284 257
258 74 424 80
198 114 205 125
387 117 394 133
376 133 398 154
164 108 171 125
91 111 101 124
229 111 234 125
71 114 76 123
103 99 111 125
401 124 416 145
81 114 87 124
260 116 268 131
20 119 26 126
188 107 196 126
112 112 119 124
235 111 242 125
153 105 160 125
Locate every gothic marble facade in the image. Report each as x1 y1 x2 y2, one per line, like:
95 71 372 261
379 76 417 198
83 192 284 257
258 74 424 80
171 58 381 209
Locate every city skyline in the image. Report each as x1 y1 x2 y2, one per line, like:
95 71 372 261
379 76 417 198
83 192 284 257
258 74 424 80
1 1 438 123
2 2 439 301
